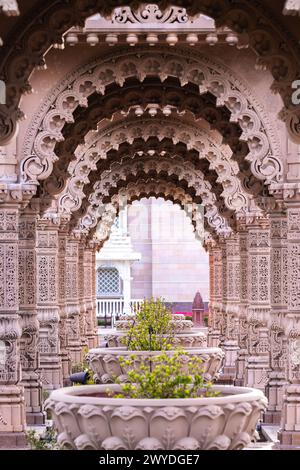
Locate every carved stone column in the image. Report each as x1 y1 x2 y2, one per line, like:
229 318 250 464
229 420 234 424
207 242 222 347
245 217 271 392
0 183 35 447
57 230 70 382
78 239 88 353
278 197 300 446
219 236 227 349
235 219 249 386
265 207 288 424
19 205 43 424
65 236 81 365
222 235 240 382
36 218 62 390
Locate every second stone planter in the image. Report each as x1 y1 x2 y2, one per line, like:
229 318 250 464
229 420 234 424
87 347 224 383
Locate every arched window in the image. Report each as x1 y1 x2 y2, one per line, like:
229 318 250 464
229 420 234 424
96 267 121 297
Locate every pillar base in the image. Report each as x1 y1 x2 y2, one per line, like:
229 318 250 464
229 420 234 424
279 383 300 447
0 432 27 449
207 329 220 348
0 385 26 434
222 340 239 382
264 410 282 425
277 430 300 448
26 411 45 426
245 355 270 391
38 362 63 390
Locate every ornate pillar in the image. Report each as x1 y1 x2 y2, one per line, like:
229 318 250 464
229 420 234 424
219 236 227 349
278 195 300 446
36 218 62 390
222 234 240 382
244 216 271 392
265 206 288 424
208 243 223 347
235 219 249 386
84 241 98 349
78 238 88 352
19 204 43 424
65 236 81 365
0 183 35 446
57 230 70 382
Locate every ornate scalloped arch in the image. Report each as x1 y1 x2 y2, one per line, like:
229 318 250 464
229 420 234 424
92 192 213 246
57 117 250 216
22 49 282 187
79 179 227 242
74 161 231 235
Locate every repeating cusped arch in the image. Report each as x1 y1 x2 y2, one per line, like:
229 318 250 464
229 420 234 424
22 50 282 190
57 117 252 218
79 178 227 243
74 162 232 236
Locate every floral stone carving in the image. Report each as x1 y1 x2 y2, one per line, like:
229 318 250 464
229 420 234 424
45 384 267 450
87 347 224 384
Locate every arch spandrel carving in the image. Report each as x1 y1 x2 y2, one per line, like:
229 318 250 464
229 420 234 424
21 50 282 191
1 1 300 144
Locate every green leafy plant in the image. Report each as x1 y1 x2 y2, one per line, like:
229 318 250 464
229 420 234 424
110 349 217 399
124 297 174 351
26 427 62 450
203 315 209 326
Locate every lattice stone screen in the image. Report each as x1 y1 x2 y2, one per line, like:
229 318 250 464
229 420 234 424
96 267 121 297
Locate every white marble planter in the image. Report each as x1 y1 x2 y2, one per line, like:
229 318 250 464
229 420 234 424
115 316 193 333
102 329 207 348
87 347 224 383
45 384 267 450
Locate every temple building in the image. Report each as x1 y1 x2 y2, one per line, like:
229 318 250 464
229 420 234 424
1 0 300 451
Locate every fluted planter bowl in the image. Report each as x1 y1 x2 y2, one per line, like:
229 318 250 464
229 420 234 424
87 347 224 383
45 384 267 450
101 329 207 348
115 317 194 333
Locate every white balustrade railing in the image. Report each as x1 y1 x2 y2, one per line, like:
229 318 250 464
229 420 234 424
96 298 143 327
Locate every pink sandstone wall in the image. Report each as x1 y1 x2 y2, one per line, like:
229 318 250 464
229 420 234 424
128 198 209 303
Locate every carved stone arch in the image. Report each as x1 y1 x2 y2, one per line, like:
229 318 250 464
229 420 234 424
81 146 246 217
81 179 224 244
73 164 232 236
93 199 214 248
2 1 300 145
57 117 251 217
22 49 282 188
